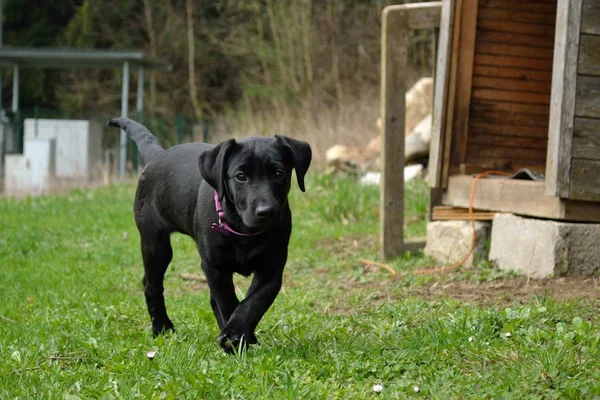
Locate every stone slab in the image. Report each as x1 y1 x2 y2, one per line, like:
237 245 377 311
489 213 600 278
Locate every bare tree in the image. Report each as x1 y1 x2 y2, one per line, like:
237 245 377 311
326 0 344 106
186 0 202 120
143 0 157 113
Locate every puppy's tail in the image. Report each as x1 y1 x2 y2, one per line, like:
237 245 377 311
108 117 164 161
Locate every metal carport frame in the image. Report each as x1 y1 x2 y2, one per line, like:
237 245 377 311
0 47 171 181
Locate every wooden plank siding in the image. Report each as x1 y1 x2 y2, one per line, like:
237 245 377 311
546 0 581 197
444 175 600 222
448 0 479 182
427 0 455 188
578 34 600 76
581 0 600 35
568 0 600 201
463 0 557 169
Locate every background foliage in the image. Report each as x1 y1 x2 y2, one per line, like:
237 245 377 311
2 0 433 146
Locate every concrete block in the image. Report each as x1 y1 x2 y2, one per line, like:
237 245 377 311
4 155 30 196
489 213 600 278
3 138 56 196
425 220 491 267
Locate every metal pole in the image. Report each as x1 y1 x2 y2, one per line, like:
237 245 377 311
12 65 20 153
0 0 3 112
135 67 144 172
119 61 129 181
0 0 4 177
11 65 18 113
136 68 144 122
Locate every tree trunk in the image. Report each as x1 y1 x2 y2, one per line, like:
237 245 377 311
265 0 289 90
301 0 313 88
186 0 202 121
326 0 344 106
142 0 157 113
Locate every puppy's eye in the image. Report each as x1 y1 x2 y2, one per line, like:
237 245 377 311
235 173 247 182
275 170 286 180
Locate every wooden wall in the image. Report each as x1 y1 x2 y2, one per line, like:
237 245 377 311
463 0 556 170
570 0 600 201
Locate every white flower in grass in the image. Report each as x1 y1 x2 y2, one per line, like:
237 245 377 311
372 383 383 393
468 336 474 342
413 386 420 393
147 351 156 360
505 332 512 338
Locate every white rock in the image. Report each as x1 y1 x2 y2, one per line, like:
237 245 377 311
425 220 491 267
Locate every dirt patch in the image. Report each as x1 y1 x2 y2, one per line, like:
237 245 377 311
324 275 600 318
318 235 377 257
317 235 600 309
408 276 600 305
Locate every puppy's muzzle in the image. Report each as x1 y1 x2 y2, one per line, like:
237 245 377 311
255 204 278 219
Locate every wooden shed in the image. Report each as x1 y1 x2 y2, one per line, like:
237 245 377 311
380 0 600 258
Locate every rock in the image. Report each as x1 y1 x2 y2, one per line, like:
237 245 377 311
325 144 373 175
360 172 381 185
405 114 432 163
325 77 433 174
358 164 424 186
425 220 492 267
405 77 433 134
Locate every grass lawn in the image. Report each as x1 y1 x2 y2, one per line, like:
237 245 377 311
1 172 599 399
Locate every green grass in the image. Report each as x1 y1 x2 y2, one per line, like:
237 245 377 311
1 173 599 399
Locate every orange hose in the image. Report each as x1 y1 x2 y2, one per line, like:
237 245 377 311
412 170 512 275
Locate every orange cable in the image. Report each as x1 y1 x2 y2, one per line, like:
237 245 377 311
360 258 397 275
412 170 512 275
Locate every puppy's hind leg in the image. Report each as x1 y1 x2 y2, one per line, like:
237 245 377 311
140 230 175 336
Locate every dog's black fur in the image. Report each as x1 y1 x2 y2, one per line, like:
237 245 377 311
108 118 311 353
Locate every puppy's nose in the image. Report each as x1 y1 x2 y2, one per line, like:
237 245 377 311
256 205 277 218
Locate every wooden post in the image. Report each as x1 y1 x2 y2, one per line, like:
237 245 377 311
379 2 442 259
380 8 407 259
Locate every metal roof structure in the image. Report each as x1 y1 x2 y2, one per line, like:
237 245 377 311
0 47 172 180
0 47 172 70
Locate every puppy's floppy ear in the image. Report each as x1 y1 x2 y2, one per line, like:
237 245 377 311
198 139 237 200
275 135 312 192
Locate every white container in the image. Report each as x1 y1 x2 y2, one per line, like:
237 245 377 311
4 154 29 196
24 118 102 181
4 138 56 196
24 137 56 194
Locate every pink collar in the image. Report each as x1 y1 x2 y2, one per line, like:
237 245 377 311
211 190 264 237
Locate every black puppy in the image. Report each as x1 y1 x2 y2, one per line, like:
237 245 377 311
108 118 311 353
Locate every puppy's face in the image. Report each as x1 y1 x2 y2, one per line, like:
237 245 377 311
225 140 291 228
199 136 312 230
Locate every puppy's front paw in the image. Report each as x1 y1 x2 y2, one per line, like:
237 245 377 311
217 328 258 354
152 319 175 338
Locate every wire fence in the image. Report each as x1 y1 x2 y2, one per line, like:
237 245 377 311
1 107 215 177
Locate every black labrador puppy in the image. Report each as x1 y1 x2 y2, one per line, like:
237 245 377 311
108 118 311 353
